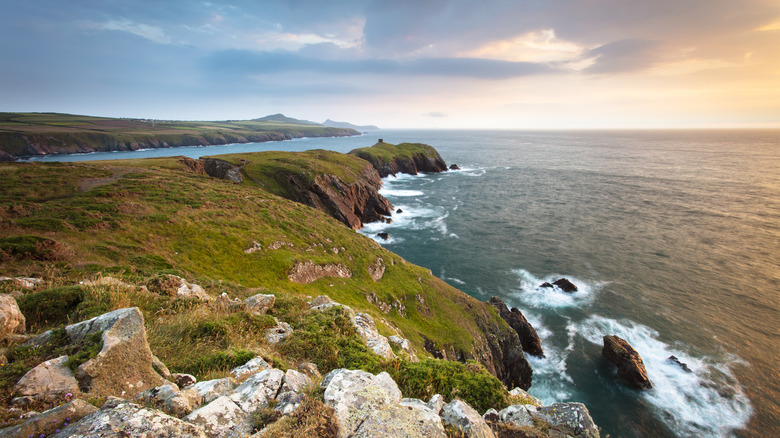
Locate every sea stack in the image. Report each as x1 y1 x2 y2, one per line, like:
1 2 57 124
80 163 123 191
602 335 653 390
487 297 544 358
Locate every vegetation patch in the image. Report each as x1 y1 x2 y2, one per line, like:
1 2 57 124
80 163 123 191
17 286 86 330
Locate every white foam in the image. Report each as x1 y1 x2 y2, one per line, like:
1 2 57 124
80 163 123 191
579 315 753 437
381 189 424 197
510 269 598 308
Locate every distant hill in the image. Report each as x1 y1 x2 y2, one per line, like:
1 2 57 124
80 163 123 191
323 119 380 131
253 113 321 125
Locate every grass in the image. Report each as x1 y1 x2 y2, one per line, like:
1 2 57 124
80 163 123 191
348 141 443 171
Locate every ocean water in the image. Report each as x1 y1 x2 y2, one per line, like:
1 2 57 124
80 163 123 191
30 129 780 437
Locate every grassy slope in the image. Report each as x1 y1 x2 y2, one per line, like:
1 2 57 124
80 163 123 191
0 112 358 156
0 157 509 370
348 141 442 165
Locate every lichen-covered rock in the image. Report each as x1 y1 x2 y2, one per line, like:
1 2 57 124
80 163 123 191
321 369 403 438
351 313 396 360
184 395 252 438
367 256 386 281
483 408 500 423
14 355 79 403
602 335 653 390
288 261 352 284
54 399 206 437
165 388 201 417
529 403 600 438
508 387 543 407
173 373 197 388
230 356 270 381
229 368 284 411
0 277 43 290
265 321 293 344
135 383 179 406
389 335 418 361
353 403 446 437
243 293 275 315
25 307 167 398
274 390 305 416
193 377 237 404
498 405 534 427
0 293 25 341
428 394 445 415
440 399 496 438
280 369 311 393
0 399 97 438
309 295 335 308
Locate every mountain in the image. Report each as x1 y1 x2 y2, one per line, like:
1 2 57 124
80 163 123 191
252 113 322 125
323 119 380 131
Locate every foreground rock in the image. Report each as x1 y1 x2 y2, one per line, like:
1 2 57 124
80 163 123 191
0 293 25 341
25 307 168 398
530 403 600 438
441 399 496 438
0 400 97 438
53 399 207 437
602 335 653 389
14 356 80 403
321 369 403 437
354 403 446 437
488 297 544 358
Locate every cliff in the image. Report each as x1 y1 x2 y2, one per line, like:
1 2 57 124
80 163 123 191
349 141 448 177
0 112 359 159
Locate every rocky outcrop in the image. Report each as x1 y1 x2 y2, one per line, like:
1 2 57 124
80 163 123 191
25 307 168 398
352 313 397 360
288 261 352 284
203 158 246 183
487 297 544 358
0 400 98 438
667 355 692 373
307 171 394 229
14 356 80 403
0 293 25 341
441 399 496 438
530 403 600 438
349 142 448 177
540 278 578 293
602 335 653 389
242 293 275 315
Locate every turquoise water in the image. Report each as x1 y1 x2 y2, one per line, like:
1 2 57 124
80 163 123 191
30 130 780 437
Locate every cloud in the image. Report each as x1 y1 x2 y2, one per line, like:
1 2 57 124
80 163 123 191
90 20 171 44
584 39 666 73
424 112 447 117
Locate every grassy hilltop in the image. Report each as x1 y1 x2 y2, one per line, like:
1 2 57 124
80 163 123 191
0 112 358 159
0 149 524 418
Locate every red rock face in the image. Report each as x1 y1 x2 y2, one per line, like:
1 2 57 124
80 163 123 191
307 167 394 229
602 335 653 390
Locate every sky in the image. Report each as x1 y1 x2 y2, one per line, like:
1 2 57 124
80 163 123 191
1 0 779 129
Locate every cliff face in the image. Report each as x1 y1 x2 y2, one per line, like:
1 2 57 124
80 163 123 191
488 297 545 358
307 172 394 229
349 142 448 177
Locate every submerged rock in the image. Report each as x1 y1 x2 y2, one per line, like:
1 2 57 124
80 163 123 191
602 335 653 390
667 355 693 373
449 164 460 170
553 278 578 292
377 232 389 240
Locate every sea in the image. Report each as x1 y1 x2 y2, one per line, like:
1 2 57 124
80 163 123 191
28 129 780 437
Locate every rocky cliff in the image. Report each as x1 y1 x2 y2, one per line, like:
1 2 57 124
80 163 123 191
349 141 448 177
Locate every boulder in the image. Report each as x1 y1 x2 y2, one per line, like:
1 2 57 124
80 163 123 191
184 395 252 438
0 399 97 438
377 232 389 240
288 261 352 284
193 377 237 404
483 408 500 423
367 257 386 281
427 394 445 415
25 307 167 398
230 356 270 381
0 294 25 340
243 293 275 315
309 295 336 308
265 321 293 344
529 403 600 438
274 390 305 416
667 355 693 373
351 313 396 360
449 164 460 170
164 388 202 417
53 399 206 437
389 335 418 361
321 369 403 438
14 355 79 403
353 403 446 437
396 208 403 213
0 277 43 290
280 369 312 393
498 404 534 427
508 387 542 407
440 399 496 438
487 297 544 358
553 278 578 292
602 335 653 390
173 373 197 388
229 368 284 412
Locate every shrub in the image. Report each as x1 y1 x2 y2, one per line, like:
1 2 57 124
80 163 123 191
178 349 256 377
0 235 58 260
17 286 85 330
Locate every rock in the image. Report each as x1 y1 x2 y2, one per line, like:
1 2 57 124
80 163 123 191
428 394 445 415
396 208 403 213
309 295 336 308
25 307 167 398
351 313 396 360
79 276 136 289
377 232 389 240
135 383 179 406
243 293 275 315
265 321 293 344
184 395 252 438
553 278 578 293
440 399 496 438
400 397 429 410
0 294 25 341
173 373 197 388
53 399 207 437
529 403 600 438
164 388 201 417
667 355 693 373
449 164 460 170
152 355 172 380
353 403 446 437
229 368 284 411
483 408 501 423
602 335 653 389
0 399 98 438
193 377 237 404
321 369 403 437
488 297 544 358
498 404 534 427
230 356 270 381
349 142 448 177
367 256 386 281
274 391 305 416
281 369 312 393
539 282 554 289
1 277 44 290
173 276 212 300
508 387 542 407
288 261 352 284
297 361 322 380
243 241 263 254
389 335 418 361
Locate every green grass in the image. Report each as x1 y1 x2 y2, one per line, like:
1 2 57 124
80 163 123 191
349 141 442 168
